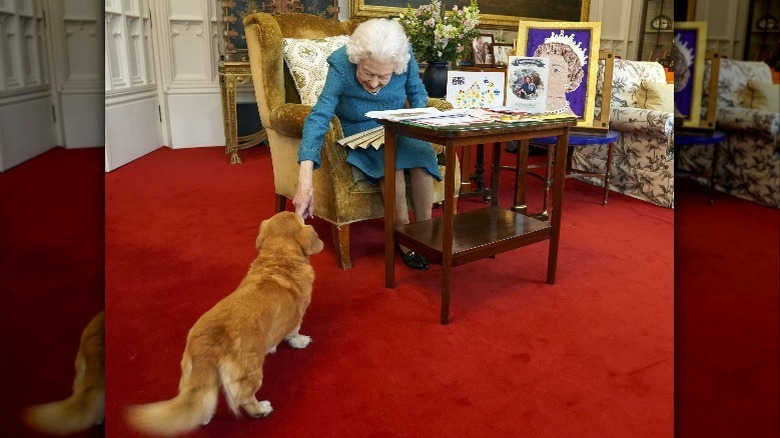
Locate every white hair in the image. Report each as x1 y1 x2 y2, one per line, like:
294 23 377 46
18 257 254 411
346 19 411 75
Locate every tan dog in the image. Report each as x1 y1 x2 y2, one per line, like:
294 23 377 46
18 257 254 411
23 310 105 435
126 212 323 436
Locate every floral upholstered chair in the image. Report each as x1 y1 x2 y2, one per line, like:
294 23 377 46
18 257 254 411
571 59 675 208
243 12 460 270
677 59 779 207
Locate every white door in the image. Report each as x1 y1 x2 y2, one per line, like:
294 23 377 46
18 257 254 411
104 0 162 172
0 0 54 171
46 0 103 150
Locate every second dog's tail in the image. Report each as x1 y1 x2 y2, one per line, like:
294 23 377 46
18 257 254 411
23 386 105 435
125 350 219 437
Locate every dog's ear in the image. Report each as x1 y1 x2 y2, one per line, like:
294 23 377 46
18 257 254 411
297 225 324 256
255 219 269 249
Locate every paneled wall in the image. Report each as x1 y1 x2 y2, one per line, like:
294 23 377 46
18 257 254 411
151 0 221 149
105 0 161 171
50 0 103 149
0 0 53 171
695 0 750 58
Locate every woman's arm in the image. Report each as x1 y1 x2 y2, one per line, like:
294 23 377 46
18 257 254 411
405 47 428 108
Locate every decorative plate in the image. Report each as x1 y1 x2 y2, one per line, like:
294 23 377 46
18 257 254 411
757 15 778 31
650 15 673 31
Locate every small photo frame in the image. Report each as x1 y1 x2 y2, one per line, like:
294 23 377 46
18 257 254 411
648 49 668 63
472 34 494 67
492 43 513 67
516 21 602 128
674 21 708 128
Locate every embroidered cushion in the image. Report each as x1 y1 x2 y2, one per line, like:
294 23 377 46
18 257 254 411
282 36 350 105
746 80 779 112
609 59 667 109
637 81 674 113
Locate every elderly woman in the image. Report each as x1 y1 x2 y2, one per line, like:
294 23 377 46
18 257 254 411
293 18 438 270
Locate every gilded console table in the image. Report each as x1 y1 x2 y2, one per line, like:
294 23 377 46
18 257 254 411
218 61 267 164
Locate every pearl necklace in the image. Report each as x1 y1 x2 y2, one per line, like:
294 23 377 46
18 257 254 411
547 101 571 115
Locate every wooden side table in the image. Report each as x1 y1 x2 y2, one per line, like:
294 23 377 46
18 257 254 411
218 62 268 164
378 116 577 324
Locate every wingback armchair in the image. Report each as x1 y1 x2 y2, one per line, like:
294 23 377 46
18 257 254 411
677 59 779 207
571 59 675 208
244 12 460 269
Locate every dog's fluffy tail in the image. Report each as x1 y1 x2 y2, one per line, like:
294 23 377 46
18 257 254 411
24 311 105 435
23 387 105 435
125 350 219 437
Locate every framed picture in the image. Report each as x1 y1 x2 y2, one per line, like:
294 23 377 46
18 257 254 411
516 21 602 128
492 43 513 67
349 0 590 29
674 21 708 128
445 71 506 108
218 0 338 62
648 49 668 63
505 56 549 113
472 34 494 67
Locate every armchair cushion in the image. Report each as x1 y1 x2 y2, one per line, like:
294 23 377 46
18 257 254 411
715 107 780 139
638 81 674 113
746 80 779 112
610 107 674 139
282 35 350 105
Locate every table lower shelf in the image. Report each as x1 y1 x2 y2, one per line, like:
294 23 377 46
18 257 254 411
396 206 551 267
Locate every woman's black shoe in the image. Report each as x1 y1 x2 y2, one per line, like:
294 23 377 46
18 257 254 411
398 246 429 270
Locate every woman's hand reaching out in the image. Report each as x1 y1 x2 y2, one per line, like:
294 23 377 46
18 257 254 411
294 160 315 219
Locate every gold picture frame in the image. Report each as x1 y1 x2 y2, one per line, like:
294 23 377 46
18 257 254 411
492 42 513 67
349 0 591 29
674 21 708 128
516 20 602 128
472 34 494 67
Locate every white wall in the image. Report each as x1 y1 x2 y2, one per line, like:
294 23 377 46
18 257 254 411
0 0 54 171
49 0 103 148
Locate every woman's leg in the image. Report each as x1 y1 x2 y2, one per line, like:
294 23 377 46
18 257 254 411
380 169 429 269
409 167 433 222
379 169 410 226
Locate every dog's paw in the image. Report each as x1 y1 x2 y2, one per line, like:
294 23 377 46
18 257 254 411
250 400 273 418
287 334 312 349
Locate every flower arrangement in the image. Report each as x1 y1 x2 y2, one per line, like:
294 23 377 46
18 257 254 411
397 0 481 63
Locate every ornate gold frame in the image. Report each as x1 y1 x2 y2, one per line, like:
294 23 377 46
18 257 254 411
349 0 591 29
515 20 601 129
674 21 708 129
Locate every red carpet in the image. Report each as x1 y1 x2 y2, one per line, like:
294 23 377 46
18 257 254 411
106 146 674 437
0 147 105 437
675 179 780 437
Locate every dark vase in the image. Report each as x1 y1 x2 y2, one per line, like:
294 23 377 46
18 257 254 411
422 61 449 98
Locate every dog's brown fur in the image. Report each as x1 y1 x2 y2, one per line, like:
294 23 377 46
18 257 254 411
125 212 323 436
23 310 105 435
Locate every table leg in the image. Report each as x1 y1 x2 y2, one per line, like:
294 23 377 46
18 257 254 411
708 141 720 205
441 140 457 325
512 139 530 214
541 143 554 220
603 142 613 206
491 142 501 207
460 146 473 194
221 74 241 164
547 129 569 284
384 132 397 289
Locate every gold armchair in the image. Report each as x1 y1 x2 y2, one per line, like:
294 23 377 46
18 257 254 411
244 12 460 270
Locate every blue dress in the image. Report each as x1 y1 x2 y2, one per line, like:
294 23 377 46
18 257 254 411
298 46 442 184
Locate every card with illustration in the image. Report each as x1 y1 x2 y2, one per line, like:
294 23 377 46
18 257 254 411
445 71 506 109
505 56 550 114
